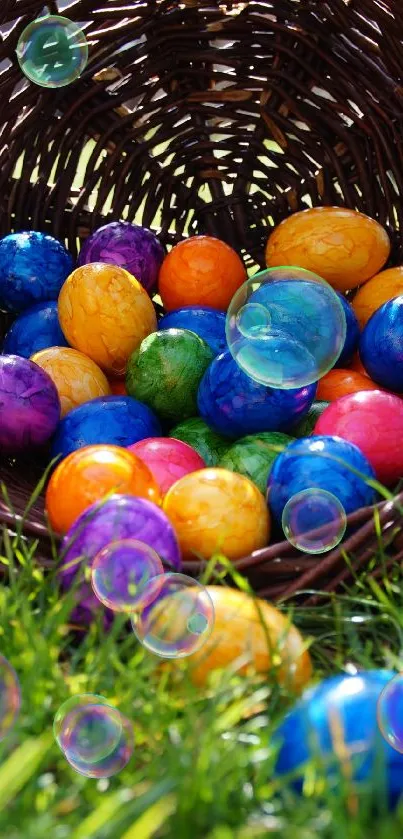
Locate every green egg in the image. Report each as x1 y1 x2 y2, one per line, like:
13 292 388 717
169 417 230 466
219 431 295 493
290 401 330 438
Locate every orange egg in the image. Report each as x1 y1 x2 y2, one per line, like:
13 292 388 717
46 444 161 534
349 352 370 378
108 378 127 396
163 468 270 560
31 347 111 417
316 368 379 402
58 263 157 376
158 236 247 311
265 207 390 292
352 266 403 328
186 586 313 691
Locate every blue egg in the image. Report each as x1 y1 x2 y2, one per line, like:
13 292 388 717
51 395 162 461
334 292 360 367
359 296 403 391
275 670 403 808
2 301 68 358
0 232 73 313
197 349 317 438
159 307 227 357
267 435 376 522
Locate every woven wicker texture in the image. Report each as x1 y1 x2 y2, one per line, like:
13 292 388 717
1 0 403 598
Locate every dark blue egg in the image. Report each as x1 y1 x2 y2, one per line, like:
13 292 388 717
267 435 376 522
197 350 317 438
159 306 227 356
359 296 403 391
0 231 73 313
51 395 161 460
2 301 68 358
334 292 360 367
275 670 403 809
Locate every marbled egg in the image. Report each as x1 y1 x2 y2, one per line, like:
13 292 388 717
31 347 111 417
78 221 165 294
267 435 376 523
197 350 317 438
0 231 73 313
2 301 68 358
359 296 403 392
266 207 390 292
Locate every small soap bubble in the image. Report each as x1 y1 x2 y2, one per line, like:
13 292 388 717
54 694 133 778
0 654 21 741
282 488 347 554
91 539 164 613
226 267 346 389
131 573 215 659
377 673 403 753
17 15 88 89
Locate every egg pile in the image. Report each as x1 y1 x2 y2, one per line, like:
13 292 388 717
0 206 402 699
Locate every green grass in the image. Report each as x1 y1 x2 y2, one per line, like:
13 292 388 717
1 506 403 839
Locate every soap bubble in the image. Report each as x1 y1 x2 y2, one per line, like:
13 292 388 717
282 488 347 554
17 15 88 89
54 694 133 778
131 573 215 659
91 539 164 613
226 267 346 389
0 654 21 741
377 673 403 753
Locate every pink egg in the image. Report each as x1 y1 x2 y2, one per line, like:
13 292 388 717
128 437 206 494
314 390 403 485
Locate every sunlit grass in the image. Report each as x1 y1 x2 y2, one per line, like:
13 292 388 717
1 487 403 838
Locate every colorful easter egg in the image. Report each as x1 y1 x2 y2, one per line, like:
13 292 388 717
197 350 317 438
169 417 230 466
0 355 60 453
186 586 312 690
359 296 403 392
265 207 390 292
158 236 246 311
218 432 294 493
0 232 73 313
58 263 157 376
2 301 68 358
163 468 270 561
126 329 213 424
316 368 379 401
78 221 165 294
267 435 376 523
31 347 110 417
128 437 205 495
314 390 403 485
46 444 161 534
275 670 403 809
353 267 403 328
158 306 227 356
50 395 161 461
334 292 360 366
60 494 181 590
290 401 330 437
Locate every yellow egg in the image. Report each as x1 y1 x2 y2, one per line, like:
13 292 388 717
58 263 157 376
265 207 390 292
187 586 313 691
31 347 111 417
163 468 270 560
352 266 403 328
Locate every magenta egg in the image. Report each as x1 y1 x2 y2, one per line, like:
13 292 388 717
314 390 403 485
128 437 206 494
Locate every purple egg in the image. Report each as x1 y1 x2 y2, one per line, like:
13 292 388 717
0 355 61 453
77 222 165 294
60 494 182 589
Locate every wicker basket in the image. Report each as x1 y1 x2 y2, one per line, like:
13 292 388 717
1 0 403 602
